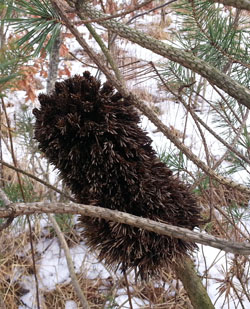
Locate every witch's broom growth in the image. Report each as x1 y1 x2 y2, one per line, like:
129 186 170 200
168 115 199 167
33 72 201 278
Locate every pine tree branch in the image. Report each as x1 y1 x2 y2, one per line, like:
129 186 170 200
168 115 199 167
190 1 250 70
151 63 250 166
2 201 250 255
42 1 250 196
51 0 250 195
130 94 250 194
84 23 125 85
207 0 250 11
71 0 156 24
75 0 250 109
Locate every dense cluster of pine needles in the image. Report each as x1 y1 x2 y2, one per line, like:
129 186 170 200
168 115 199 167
33 72 201 279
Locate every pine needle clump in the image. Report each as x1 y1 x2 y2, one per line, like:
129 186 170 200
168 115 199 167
33 72 201 279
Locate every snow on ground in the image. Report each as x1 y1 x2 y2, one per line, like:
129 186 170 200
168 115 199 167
19 237 111 308
65 300 77 309
17 236 250 308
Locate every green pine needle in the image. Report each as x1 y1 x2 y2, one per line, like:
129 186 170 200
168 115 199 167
4 0 62 56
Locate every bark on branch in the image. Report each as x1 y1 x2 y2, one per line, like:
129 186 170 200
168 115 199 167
76 0 250 109
1 201 250 255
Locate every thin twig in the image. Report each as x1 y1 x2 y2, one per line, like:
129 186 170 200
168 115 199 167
123 271 133 309
84 22 125 85
0 160 75 202
150 62 250 166
128 0 177 24
1 97 41 309
70 0 155 24
109 0 177 53
48 214 90 308
68 51 98 69
234 256 250 303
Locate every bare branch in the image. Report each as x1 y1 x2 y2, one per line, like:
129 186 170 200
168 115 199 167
2 202 250 255
48 214 89 308
0 160 75 202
